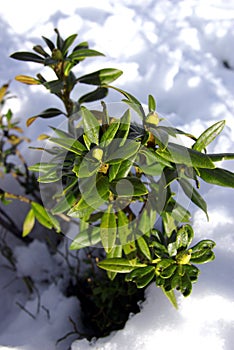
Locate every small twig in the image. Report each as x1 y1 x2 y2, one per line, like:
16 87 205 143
16 301 36 320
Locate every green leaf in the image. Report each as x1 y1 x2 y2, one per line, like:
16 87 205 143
192 120 225 152
137 236 151 260
190 250 215 264
178 178 208 219
157 142 215 169
198 167 234 188
100 121 120 148
134 269 155 288
11 52 45 63
28 163 58 173
61 34 78 55
180 273 192 297
208 153 234 162
49 136 86 155
98 258 147 273
81 106 100 145
42 36 55 51
22 209 35 237
106 85 145 119
111 177 148 197
79 87 108 104
68 49 104 61
148 126 169 149
161 212 177 237
52 192 77 214
36 108 65 119
106 140 140 164
117 210 137 263
106 246 122 280
31 202 54 230
161 288 178 309
176 224 194 250
69 226 101 250
148 94 156 112
77 68 123 85
100 205 117 252
116 109 131 146
136 149 167 176
160 264 177 279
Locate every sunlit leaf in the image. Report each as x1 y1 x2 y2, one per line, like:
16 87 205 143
22 209 35 237
192 120 225 152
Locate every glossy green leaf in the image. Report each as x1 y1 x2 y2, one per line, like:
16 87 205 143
111 177 148 197
148 126 169 149
160 264 177 279
28 162 58 173
192 120 225 152
77 158 100 178
106 140 140 164
136 149 167 176
190 250 215 264
208 153 234 162
81 106 100 145
135 269 155 288
117 210 137 263
49 136 85 155
79 87 108 104
148 94 156 112
38 170 61 183
198 167 234 188
106 85 145 119
180 273 192 297
61 34 78 55
157 142 215 169
115 109 131 146
137 236 151 260
69 226 101 250
22 209 35 237
106 246 122 280
178 178 208 219
162 288 178 309
98 258 147 273
42 36 55 51
11 51 45 63
100 205 117 252
31 202 54 230
100 120 120 147
77 68 123 85
176 224 194 250
52 192 77 214
68 49 104 61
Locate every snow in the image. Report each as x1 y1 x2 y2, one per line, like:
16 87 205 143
0 0 234 349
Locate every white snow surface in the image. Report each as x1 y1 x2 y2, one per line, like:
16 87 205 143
0 0 234 349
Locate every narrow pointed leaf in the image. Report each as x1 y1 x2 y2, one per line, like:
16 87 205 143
23 209 35 237
178 178 208 218
69 49 104 61
98 258 147 273
77 68 123 85
157 142 215 169
137 236 151 260
79 87 108 104
192 120 225 152
10 52 45 63
81 106 100 145
198 167 234 188
69 226 101 250
100 206 117 252
15 75 41 85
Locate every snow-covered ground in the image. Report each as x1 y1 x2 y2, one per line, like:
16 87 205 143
0 0 234 349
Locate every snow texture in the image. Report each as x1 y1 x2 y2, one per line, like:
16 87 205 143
0 0 234 349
